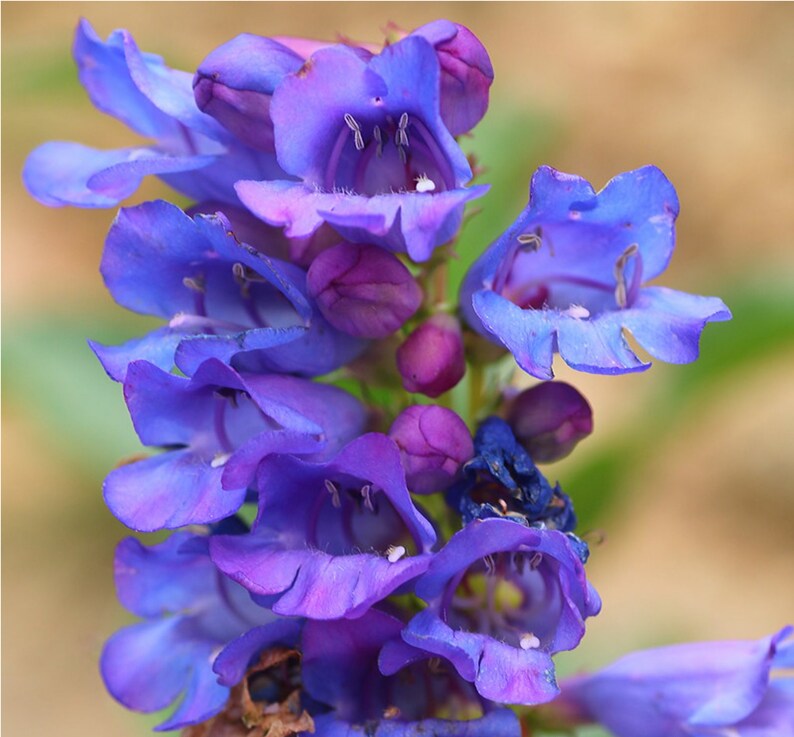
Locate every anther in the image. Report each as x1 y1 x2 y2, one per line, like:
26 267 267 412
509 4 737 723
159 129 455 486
483 554 496 576
517 233 542 251
565 304 590 320
398 112 409 145
325 479 341 508
614 243 639 309
373 125 383 157
344 113 365 151
386 545 406 563
519 633 541 650
182 275 205 292
530 552 543 570
361 484 375 512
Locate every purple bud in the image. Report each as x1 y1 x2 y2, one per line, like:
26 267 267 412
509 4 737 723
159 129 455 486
410 21 494 136
306 242 422 339
396 314 465 398
507 382 593 463
193 35 304 151
389 405 474 494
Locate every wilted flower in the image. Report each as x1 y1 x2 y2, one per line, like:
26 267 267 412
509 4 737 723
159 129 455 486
461 166 731 378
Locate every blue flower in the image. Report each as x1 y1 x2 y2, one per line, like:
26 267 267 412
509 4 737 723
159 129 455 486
461 166 731 378
89 199 365 381
103 359 365 531
389 518 601 705
210 434 436 619
555 626 794 737
100 531 300 731
235 34 488 262
23 20 285 209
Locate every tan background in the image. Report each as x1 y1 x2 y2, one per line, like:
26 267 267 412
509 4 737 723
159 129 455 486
3 3 794 735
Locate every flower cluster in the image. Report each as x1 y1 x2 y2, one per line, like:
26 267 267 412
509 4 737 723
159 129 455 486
26 17 791 737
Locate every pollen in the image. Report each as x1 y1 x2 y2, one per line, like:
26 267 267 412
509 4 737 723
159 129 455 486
519 633 541 650
386 545 406 563
415 174 436 193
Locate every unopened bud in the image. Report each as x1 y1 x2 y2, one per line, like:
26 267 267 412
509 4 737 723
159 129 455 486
396 314 465 397
307 242 422 339
507 382 593 463
194 35 304 152
389 405 474 494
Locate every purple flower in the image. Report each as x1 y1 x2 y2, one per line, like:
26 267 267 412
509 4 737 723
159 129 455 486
301 609 520 736
88 199 364 381
23 20 284 209
461 166 731 379
210 434 436 619
396 314 466 397
307 242 423 338
388 405 474 494
103 358 365 531
391 518 601 705
507 381 593 463
555 627 794 737
235 33 488 262
101 531 299 731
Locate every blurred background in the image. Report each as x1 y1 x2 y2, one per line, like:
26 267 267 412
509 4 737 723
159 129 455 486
3 3 793 736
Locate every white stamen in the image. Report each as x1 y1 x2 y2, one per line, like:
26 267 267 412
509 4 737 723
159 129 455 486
386 545 406 563
414 174 436 193
210 452 231 468
517 233 542 251
520 633 541 650
182 276 205 292
529 552 543 570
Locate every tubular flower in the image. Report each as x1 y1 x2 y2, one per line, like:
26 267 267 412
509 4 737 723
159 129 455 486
303 610 521 737
390 519 601 705
89 199 365 381
210 434 437 620
461 165 731 378
554 627 794 737
23 19 286 209
235 32 489 263
103 359 365 531
100 531 300 732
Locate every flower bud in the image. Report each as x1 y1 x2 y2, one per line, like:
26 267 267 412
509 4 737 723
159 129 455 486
507 382 593 463
193 35 304 151
389 405 473 494
396 315 465 397
307 242 422 339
